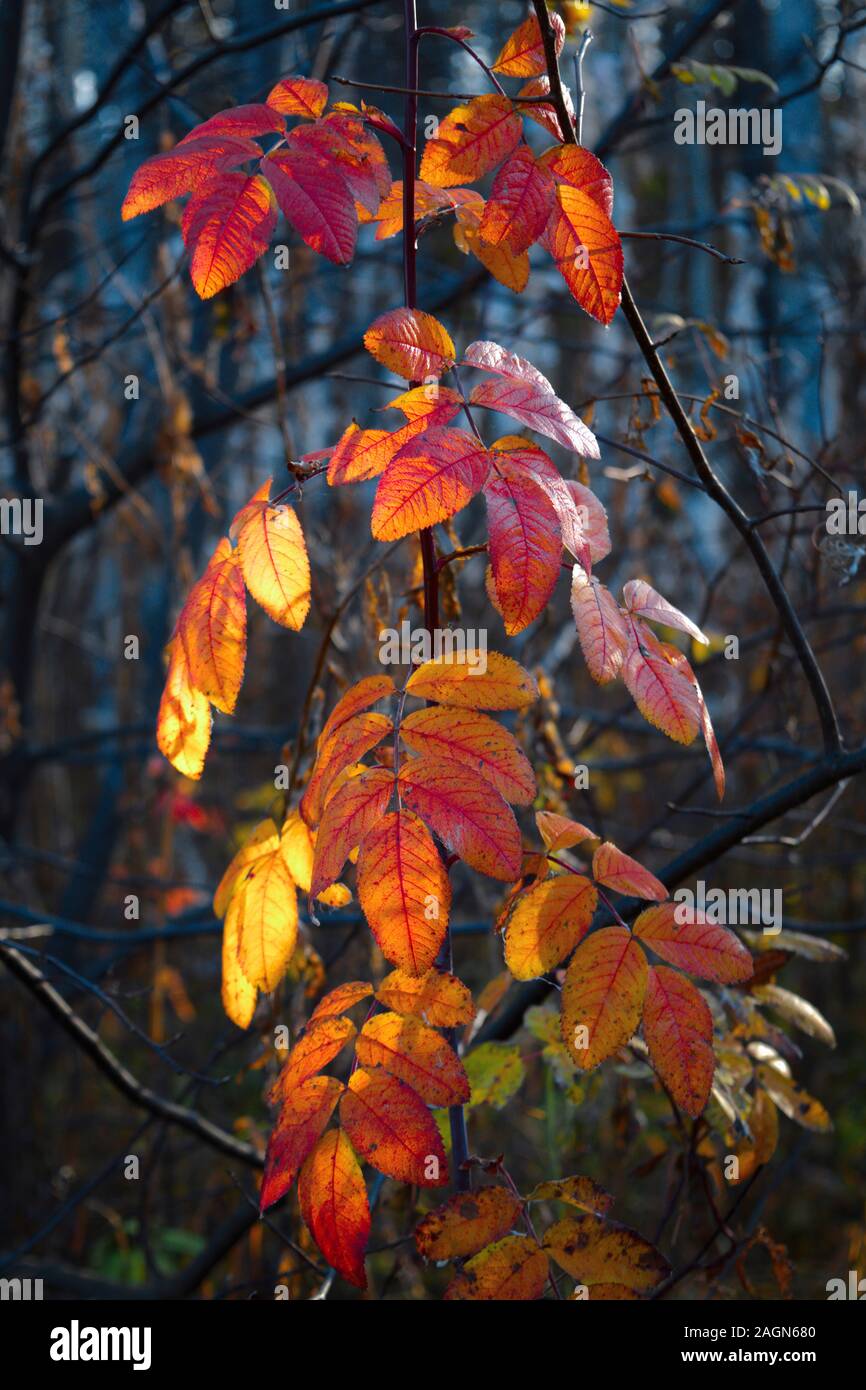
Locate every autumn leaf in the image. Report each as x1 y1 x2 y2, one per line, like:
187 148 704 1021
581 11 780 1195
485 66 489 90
592 842 667 902
121 135 263 220
398 756 522 881
364 307 455 380
262 148 357 265
327 387 461 485
280 810 314 893
633 903 752 983
309 980 374 1024
444 1234 549 1300
339 1067 448 1186
622 625 701 744
301 711 393 825
465 1042 525 1108
504 874 597 980
453 191 531 293
622 579 709 646
260 1074 344 1212
754 1063 832 1133
356 809 450 975
662 645 725 800
471 373 599 459
518 77 576 142
309 766 394 894
156 638 212 780
415 1187 522 1261
400 706 536 804
490 436 592 562
230 844 299 992
562 926 648 1069
484 464 562 635
233 482 311 630
570 567 629 683
355 1012 470 1107
543 184 623 326
375 969 475 1027
177 539 246 715
539 144 614 217
221 900 257 1029
270 1015 357 1101
179 105 285 145
479 145 556 254
317 674 395 749
405 648 537 710
298 1128 370 1289
543 1214 669 1292
493 11 565 77
181 172 277 299
526 1175 614 1215
642 966 714 1117
535 810 599 854
371 427 490 540
420 95 522 188
266 76 329 119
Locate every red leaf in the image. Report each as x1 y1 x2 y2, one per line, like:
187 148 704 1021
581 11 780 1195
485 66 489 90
121 135 262 221
262 149 357 265
260 1075 343 1212
484 464 562 635
181 172 277 298
179 105 284 145
543 185 623 326
371 427 490 541
633 903 752 983
400 706 536 805
339 1067 448 1186
592 842 667 902
309 766 394 894
356 809 450 976
398 755 522 881
622 620 701 744
643 965 715 1117
562 926 648 1070
299 1129 371 1288
479 145 556 254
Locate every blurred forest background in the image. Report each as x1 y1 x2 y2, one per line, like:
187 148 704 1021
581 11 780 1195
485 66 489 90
1 0 864 1300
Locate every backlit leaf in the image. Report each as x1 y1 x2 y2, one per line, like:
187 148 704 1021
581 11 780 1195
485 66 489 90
622 624 701 744
340 1066 448 1186
400 706 536 804
309 980 374 1024
416 1187 522 1261
262 149 357 265
156 638 212 779
526 1175 614 1215
301 711 393 825
518 77 576 143
232 845 299 992
121 135 262 220
464 1042 525 1109
399 756 522 881
622 579 708 645
592 842 667 901
356 1012 470 1107
484 464 562 635
266 76 329 119
479 145 556 254
444 1235 549 1300
420 95 522 189
280 810 314 893
754 1062 832 1133
371 427 490 540
299 1128 370 1289
562 926 648 1069
571 567 629 683
309 766 394 894
182 172 277 298
269 1016 357 1102
406 649 538 710
179 105 284 144
471 375 599 458
536 811 599 853
234 483 310 630
543 1214 669 1291
213 818 280 916
317 674 395 748
633 903 753 983
177 539 246 714
356 809 450 975
493 11 565 76
539 144 614 218
643 965 714 1117
453 191 531 292
543 183 623 326
221 902 257 1029
504 874 597 980
376 969 475 1027
364 307 455 380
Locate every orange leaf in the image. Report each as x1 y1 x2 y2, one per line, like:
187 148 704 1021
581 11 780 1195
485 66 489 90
298 1128 371 1289
213 818 280 916
416 1187 522 1261
156 638 212 780
309 980 374 1024
121 135 262 221
339 1066 448 1186
328 386 462 486
301 711 393 824
539 144 614 217
518 77 575 142
400 706 535 805
570 567 629 684
562 926 648 1070
479 145 555 253
309 766 394 894
356 809 450 975
376 969 475 1027
592 842 667 902
260 1074 344 1212
493 11 565 77
444 1235 549 1300
535 811 598 854
371 427 490 540
366 179 454 239
234 487 310 630
526 1175 614 1215
230 845 299 992
453 194 531 293
270 1016 357 1102
405 648 537 710
484 465 562 635
356 1012 470 1107
543 184 623 326
181 172 277 299
262 149 357 265
543 1214 669 1291
505 873 597 980
643 965 714 1117
318 674 395 748
179 105 284 144
364 307 455 381
177 539 246 715
398 756 522 881
266 76 329 119
622 623 701 744
420 95 522 188
221 902 257 1029
632 903 752 983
